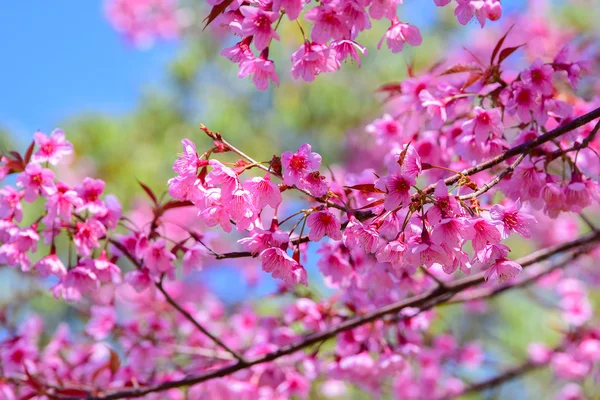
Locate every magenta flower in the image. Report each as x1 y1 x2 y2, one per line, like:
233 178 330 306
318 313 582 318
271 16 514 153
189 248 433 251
375 173 415 211
0 186 24 222
259 247 308 286
17 163 57 202
462 107 503 142
220 38 254 64
86 306 116 340
304 5 349 43
272 0 304 20
522 58 554 96
369 0 403 20
64 266 100 293
366 114 402 145
301 171 329 197
343 217 381 254
142 239 176 275
291 42 340 82
238 228 289 255
239 6 280 51
46 182 83 222
34 254 67 279
465 218 502 252
182 243 208 274
281 144 322 186
206 160 239 194
238 55 279 91
377 20 422 53
375 239 407 266
386 143 422 179
505 83 538 123
244 174 282 210
563 175 594 213
75 177 106 214
490 199 537 239
484 258 522 282
330 40 367 67
307 209 342 242
124 268 153 292
82 252 121 284
73 219 106 257
173 138 201 177
32 128 73 165
317 242 353 285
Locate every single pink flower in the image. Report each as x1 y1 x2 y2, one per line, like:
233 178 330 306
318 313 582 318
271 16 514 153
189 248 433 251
16 163 56 202
73 219 106 256
142 239 176 275
32 128 73 165
307 209 342 242
124 268 153 292
244 174 282 210
366 114 402 145
239 6 280 51
484 258 522 282
370 0 403 20
34 254 67 279
377 20 422 53
291 42 340 82
343 217 381 254
46 182 83 222
238 55 279 91
465 218 502 252
75 177 106 214
182 243 208 274
281 144 322 186
173 138 201 177
506 83 538 123
522 58 554 96
300 171 329 197
64 266 100 293
489 199 537 239
272 0 304 20
0 186 24 222
462 107 503 142
330 40 367 66
238 227 289 255
375 173 415 211
220 37 254 64
304 5 349 43
82 252 122 284
86 306 116 340
259 247 308 286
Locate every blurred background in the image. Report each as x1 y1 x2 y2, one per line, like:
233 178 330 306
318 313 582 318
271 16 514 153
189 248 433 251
1 1 599 398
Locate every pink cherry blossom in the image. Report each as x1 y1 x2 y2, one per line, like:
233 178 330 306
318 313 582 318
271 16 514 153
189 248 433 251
244 174 282 210
34 254 67 279
76 177 106 214
330 40 367 66
522 58 554 96
16 163 57 202
238 55 279 91
142 239 176 276
182 243 208 274
305 5 349 44
291 42 340 82
32 129 73 165
281 144 322 186
462 107 503 142
307 209 342 242
239 6 280 51
378 20 422 53
259 247 308 286
272 0 304 20
0 186 24 222
489 199 537 239
375 173 415 211
73 219 106 256
483 258 522 282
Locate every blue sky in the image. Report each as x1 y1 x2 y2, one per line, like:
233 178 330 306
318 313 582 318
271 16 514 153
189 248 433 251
0 2 179 142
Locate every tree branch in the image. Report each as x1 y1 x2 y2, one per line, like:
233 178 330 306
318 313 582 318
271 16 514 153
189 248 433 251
80 230 600 400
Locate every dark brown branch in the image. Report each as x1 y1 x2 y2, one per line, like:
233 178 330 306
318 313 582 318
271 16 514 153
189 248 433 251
419 106 600 196
109 239 246 363
459 153 525 200
81 230 600 400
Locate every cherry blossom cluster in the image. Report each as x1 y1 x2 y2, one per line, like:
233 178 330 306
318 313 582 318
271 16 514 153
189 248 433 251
105 0 183 48
3 1 600 398
104 0 504 89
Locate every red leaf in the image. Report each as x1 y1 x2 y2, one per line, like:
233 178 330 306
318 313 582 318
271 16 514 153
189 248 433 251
203 0 234 30
23 141 35 165
375 82 402 94
344 184 385 194
160 200 193 212
462 72 485 90
109 348 121 375
356 198 385 210
497 44 525 65
9 151 23 163
439 64 482 76
136 179 158 206
491 24 515 65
